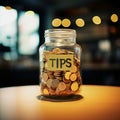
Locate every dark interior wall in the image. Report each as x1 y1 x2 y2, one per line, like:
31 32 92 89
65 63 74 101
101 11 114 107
0 0 120 87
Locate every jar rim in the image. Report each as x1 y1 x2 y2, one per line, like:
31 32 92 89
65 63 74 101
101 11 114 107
45 28 76 38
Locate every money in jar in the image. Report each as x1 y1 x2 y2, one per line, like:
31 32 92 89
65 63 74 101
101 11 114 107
39 29 82 98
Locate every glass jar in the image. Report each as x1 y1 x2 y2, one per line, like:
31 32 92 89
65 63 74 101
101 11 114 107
39 28 82 98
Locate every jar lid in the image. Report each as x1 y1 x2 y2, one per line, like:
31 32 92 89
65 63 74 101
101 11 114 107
45 28 76 38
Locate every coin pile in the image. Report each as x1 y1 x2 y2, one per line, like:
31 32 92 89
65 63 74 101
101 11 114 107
40 48 82 97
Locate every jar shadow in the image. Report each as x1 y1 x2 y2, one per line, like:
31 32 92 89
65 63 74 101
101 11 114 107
37 94 83 102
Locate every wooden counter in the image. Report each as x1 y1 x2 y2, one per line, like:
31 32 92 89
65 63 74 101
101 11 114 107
0 85 120 120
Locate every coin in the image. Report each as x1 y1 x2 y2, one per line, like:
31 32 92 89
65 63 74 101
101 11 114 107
54 70 63 77
48 74 55 79
43 88 49 95
47 70 54 75
65 82 71 90
46 79 53 88
52 48 61 53
70 65 77 73
40 48 82 96
51 79 60 89
49 89 56 96
47 71 55 79
42 72 48 82
63 78 71 83
40 82 46 89
57 49 68 54
43 51 50 61
71 82 78 91
70 73 77 81
64 72 72 80
56 76 63 81
58 82 66 91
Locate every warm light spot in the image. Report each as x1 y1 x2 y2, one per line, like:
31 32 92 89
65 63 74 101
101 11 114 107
52 18 61 27
62 18 71 27
98 40 111 52
110 14 118 22
5 6 12 10
25 10 35 16
92 16 101 25
75 18 85 27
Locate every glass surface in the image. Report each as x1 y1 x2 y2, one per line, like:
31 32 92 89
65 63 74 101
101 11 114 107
39 29 82 98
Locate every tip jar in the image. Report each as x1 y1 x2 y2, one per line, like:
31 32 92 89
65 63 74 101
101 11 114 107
39 28 82 99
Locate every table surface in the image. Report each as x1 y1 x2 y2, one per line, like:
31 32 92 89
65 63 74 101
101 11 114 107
0 85 120 120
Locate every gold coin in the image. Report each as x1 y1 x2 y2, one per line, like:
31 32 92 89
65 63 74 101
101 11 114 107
43 51 50 54
51 79 60 89
63 78 71 83
43 88 49 95
40 82 46 89
46 79 53 88
47 70 54 75
54 71 62 77
52 48 61 53
64 72 71 80
47 71 54 79
71 82 78 91
70 65 77 73
42 72 48 82
43 51 50 58
67 51 74 54
49 89 56 96
59 90 69 96
70 73 77 81
56 76 63 81
75 57 80 65
48 74 55 79
66 82 71 90
58 82 66 91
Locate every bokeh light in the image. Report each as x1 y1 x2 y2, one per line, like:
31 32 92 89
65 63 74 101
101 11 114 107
52 18 61 27
75 18 85 27
110 14 118 22
61 18 71 27
92 16 101 25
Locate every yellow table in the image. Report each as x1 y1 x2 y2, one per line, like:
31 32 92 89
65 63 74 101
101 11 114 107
0 85 120 120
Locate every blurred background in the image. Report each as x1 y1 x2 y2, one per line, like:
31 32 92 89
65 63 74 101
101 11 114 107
0 0 120 87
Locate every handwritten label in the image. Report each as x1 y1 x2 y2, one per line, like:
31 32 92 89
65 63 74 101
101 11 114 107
45 54 73 71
